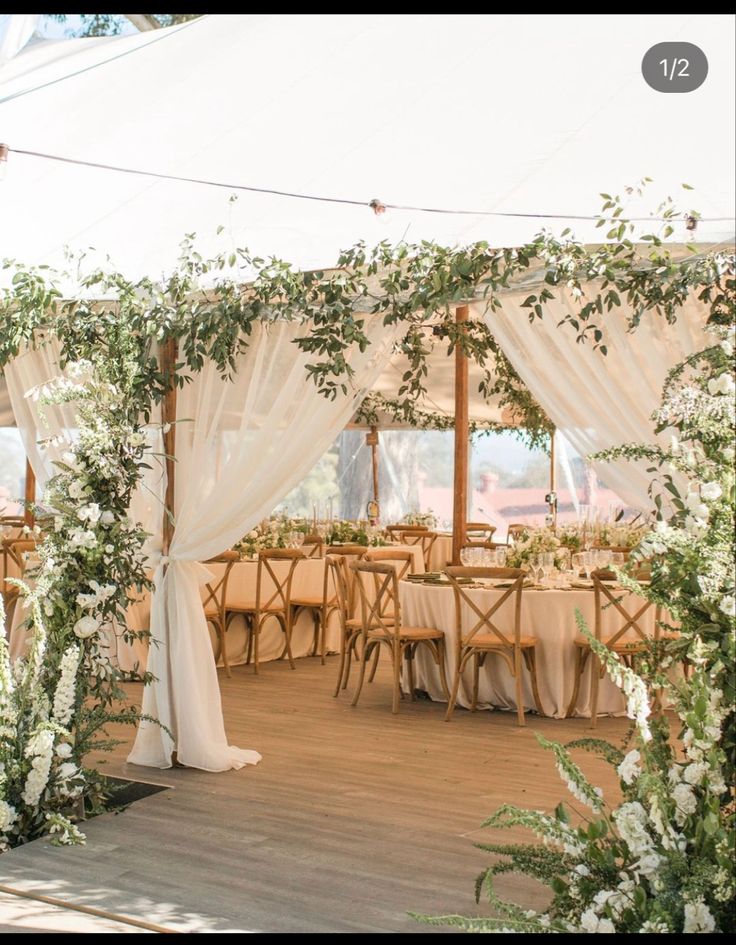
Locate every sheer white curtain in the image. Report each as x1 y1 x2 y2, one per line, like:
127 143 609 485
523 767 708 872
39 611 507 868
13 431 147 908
3 336 78 493
128 315 400 771
476 291 710 510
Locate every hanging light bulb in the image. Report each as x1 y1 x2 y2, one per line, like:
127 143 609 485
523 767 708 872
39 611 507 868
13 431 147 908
0 143 8 182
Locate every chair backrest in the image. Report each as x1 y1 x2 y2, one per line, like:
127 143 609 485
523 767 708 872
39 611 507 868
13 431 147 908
592 544 632 561
201 550 239 618
4 538 38 576
256 548 305 613
325 544 366 558
506 523 527 543
399 530 438 570
445 566 524 649
350 560 401 641
385 524 427 539
363 547 414 580
301 534 324 558
592 572 662 646
325 545 366 613
326 555 350 629
466 522 496 536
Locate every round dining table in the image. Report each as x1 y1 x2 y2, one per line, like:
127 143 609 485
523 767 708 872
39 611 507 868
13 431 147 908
398 578 660 718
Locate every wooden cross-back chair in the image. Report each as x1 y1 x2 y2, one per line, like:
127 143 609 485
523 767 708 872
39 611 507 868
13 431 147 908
399 530 438 571
201 550 240 677
385 524 427 540
465 522 497 545
444 566 545 726
289 544 357 665
567 570 665 725
506 523 527 544
226 548 305 674
301 534 324 559
349 560 449 714
327 555 362 697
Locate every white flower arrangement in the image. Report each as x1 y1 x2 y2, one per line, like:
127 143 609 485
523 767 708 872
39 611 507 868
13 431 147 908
402 510 439 529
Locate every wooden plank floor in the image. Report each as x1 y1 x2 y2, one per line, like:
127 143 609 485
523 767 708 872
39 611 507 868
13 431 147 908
0 656 629 933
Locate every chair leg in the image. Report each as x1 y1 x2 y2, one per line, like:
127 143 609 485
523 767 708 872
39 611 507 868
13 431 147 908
368 641 381 683
407 644 416 701
471 652 480 712
253 617 260 675
565 647 589 718
514 646 525 726
436 640 451 702
589 653 601 729
523 649 545 717
216 617 231 678
333 628 348 698
350 637 370 707
342 634 357 690
278 613 296 670
445 650 465 722
391 641 401 715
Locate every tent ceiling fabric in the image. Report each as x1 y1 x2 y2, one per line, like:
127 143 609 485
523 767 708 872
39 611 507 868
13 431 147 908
0 14 733 283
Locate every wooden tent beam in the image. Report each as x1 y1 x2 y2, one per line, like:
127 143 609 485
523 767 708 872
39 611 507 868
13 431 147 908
451 305 469 565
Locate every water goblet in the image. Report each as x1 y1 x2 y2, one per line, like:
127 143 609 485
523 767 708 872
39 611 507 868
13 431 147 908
495 547 507 568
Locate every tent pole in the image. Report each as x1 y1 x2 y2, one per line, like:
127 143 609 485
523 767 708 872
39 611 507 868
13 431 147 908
549 428 557 529
370 426 379 507
451 305 469 565
24 459 35 527
161 338 178 557
366 425 380 522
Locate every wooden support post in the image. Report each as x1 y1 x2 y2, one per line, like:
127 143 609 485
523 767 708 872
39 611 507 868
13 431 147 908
366 426 380 522
24 459 35 527
160 338 178 556
451 305 469 565
549 428 557 529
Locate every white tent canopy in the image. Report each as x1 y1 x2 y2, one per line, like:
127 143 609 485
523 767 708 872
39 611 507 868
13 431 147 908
0 14 733 282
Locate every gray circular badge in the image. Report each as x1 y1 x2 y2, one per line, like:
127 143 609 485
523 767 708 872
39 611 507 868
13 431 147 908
642 42 708 93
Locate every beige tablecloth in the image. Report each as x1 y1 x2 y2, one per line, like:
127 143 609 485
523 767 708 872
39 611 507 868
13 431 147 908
399 581 659 718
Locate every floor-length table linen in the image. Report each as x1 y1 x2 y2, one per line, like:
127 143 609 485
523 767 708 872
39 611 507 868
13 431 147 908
399 581 659 718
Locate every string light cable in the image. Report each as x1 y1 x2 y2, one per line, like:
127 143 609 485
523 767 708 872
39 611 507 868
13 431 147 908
1 144 734 225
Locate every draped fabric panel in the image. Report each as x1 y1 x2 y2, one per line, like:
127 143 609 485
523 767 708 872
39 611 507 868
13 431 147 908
128 315 400 770
477 292 710 511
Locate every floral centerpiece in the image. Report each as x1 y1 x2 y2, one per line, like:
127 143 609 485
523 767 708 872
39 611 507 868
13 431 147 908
505 527 566 570
326 519 386 547
402 510 438 529
235 515 310 558
556 523 584 553
595 521 649 549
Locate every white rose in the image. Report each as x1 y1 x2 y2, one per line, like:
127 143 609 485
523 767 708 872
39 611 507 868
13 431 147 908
55 743 72 759
100 510 116 525
707 373 735 397
73 615 100 639
700 481 722 502
105 544 115 553
722 447 735 463
68 480 85 500
719 595 735 618
58 762 78 780
672 782 697 819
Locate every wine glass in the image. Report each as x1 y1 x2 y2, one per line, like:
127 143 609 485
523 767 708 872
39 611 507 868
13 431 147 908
541 552 555 585
529 554 542 584
460 547 472 566
572 552 584 577
611 551 625 569
495 546 507 568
